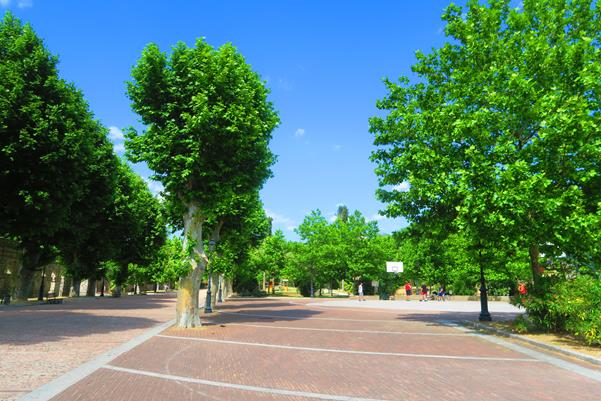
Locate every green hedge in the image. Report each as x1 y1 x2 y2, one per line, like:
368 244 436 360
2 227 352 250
514 275 601 346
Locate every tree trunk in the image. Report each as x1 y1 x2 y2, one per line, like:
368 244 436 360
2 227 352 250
61 277 72 297
175 203 207 328
210 273 218 309
70 279 81 297
225 277 233 299
86 278 96 297
329 282 333 297
529 245 543 288
15 245 42 301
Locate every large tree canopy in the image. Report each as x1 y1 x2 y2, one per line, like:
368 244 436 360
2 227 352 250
0 13 122 299
126 38 278 327
370 0 601 288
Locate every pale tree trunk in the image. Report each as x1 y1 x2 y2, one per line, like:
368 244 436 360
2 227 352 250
176 203 206 328
224 277 233 299
210 273 218 309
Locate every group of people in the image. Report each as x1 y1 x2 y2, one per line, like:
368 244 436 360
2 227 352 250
355 282 447 301
404 282 446 301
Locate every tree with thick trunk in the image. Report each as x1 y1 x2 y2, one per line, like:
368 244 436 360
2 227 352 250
127 39 278 328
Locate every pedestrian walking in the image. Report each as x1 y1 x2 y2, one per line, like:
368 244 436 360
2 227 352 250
437 286 446 301
518 282 527 295
420 284 428 301
404 282 412 301
358 282 364 301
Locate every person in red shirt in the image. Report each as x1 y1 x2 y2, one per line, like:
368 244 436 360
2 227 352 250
404 282 412 301
518 282 527 295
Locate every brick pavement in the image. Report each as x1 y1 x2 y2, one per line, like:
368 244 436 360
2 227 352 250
0 293 178 401
34 298 601 401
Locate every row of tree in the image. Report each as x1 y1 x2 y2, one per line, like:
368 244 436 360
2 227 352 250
1 13 165 300
242 205 534 299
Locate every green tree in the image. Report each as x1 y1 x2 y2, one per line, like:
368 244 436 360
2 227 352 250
126 39 278 327
0 13 118 300
249 229 288 294
107 160 166 296
370 0 601 315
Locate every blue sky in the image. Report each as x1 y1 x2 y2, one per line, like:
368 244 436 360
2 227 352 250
3 0 468 240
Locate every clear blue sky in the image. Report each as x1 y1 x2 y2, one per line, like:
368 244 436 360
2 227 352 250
3 0 471 240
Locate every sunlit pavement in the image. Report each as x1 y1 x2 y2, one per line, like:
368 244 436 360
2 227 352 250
17 298 600 401
308 299 524 314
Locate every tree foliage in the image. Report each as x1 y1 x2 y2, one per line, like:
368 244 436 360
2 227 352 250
126 38 278 326
370 0 601 287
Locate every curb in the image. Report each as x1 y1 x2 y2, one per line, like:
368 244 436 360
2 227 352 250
463 320 601 367
17 318 176 401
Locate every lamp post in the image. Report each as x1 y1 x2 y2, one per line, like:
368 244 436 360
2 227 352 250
478 248 492 321
37 265 46 301
204 240 215 313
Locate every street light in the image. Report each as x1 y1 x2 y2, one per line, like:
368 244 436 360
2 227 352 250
478 248 492 321
204 239 215 313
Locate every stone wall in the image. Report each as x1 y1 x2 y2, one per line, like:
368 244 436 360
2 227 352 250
0 238 92 302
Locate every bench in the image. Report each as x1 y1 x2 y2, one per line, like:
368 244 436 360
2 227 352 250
46 292 63 304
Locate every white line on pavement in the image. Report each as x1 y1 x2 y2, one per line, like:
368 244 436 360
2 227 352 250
17 319 176 401
156 334 540 362
210 322 467 336
102 365 389 401
219 310 421 323
441 321 601 383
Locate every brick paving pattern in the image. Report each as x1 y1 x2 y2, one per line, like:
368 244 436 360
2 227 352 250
0 293 177 401
31 298 601 401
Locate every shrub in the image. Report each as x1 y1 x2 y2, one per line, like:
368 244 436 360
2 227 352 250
514 275 601 346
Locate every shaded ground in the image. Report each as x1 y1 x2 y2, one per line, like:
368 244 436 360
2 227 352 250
0 293 178 401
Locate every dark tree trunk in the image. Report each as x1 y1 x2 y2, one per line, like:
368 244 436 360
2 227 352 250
529 245 543 288
86 279 96 297
15 245 42 301
70 279 81 297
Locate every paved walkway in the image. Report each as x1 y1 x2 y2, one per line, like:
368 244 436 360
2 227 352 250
309 299 524 313
0 293 179 401
9 297 599 401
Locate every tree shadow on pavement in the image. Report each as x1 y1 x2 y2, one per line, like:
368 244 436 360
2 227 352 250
0 312 165 346
396 311 522 327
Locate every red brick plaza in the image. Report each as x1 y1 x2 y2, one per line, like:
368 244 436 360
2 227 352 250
2 295 600 401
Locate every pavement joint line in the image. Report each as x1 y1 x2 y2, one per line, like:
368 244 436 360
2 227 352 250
16 318 176 401
220 310 423 323
156 334 540 362
102 365 389 401
206 321 468 336
441 321 601 383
